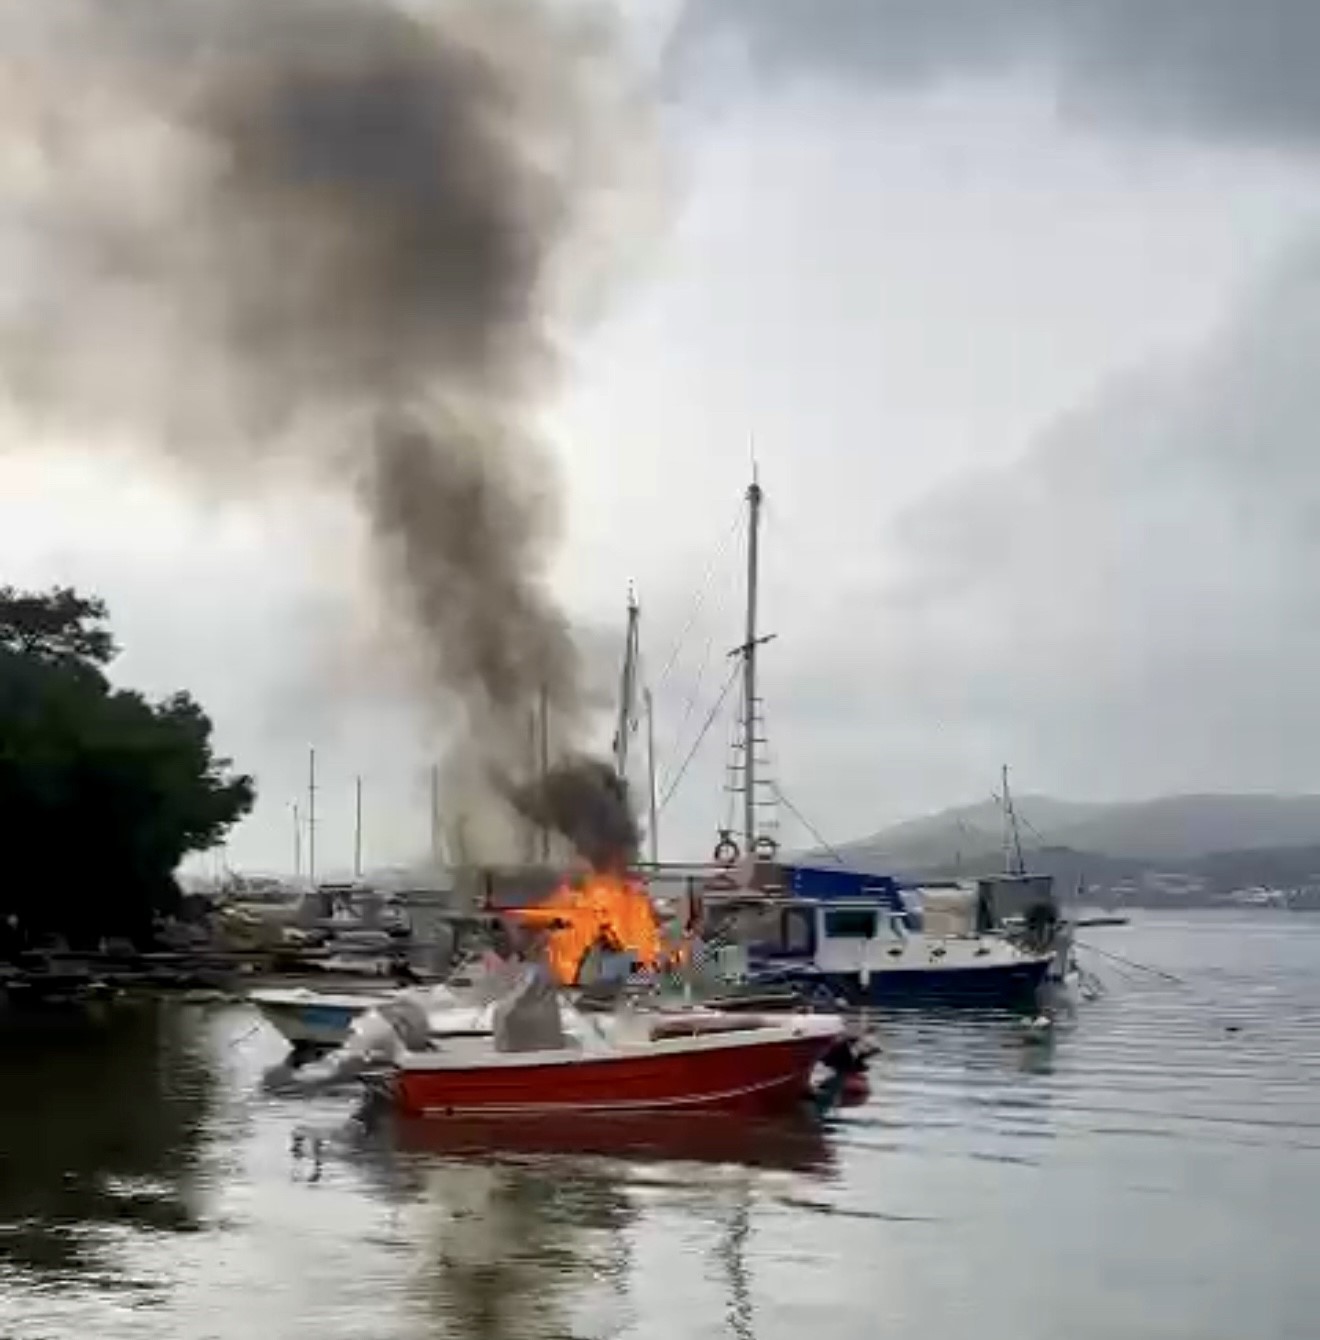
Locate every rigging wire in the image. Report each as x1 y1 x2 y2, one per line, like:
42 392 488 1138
986 785 1055 851
659 659 742 814
1074 940 1187 986
770 781 848 865
652 503 744 695
661 623 720 777
650 504 743 783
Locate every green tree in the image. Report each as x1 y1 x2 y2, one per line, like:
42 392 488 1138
0 584 116 664
0 587 254 950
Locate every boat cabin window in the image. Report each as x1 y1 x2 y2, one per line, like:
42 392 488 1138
822 907 878 940
783 907 813 954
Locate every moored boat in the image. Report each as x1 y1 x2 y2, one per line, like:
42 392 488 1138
390 1006 844 1119
646 476 1063 1011
249 985 397 1048
250 951 509 1050
707 872 1057 1009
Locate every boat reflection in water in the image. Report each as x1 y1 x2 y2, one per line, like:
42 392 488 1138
343 1103 835 1340
386 1108 835 1175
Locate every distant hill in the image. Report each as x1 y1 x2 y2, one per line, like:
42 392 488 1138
821 793 1320 908
833 792 1320 870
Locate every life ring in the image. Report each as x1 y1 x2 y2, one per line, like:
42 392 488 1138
753 834 779 860
712 832 741 866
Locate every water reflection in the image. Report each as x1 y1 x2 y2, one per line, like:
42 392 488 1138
331 1109 835 1339
8 919 1320 1340
388 1110 834 1173
405 1156 632 1339
0 1000 212 1280
718 1190 755 1340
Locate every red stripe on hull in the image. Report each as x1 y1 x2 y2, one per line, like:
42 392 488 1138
395 1035 832 1119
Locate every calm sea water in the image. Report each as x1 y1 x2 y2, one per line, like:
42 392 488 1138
3 912 1320 1340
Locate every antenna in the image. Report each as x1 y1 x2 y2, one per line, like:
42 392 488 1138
353 775 363 880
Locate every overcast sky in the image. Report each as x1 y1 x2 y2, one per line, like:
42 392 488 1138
5 0 1320 873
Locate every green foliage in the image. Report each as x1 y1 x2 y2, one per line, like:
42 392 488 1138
0 587 253 949
0 585 116 665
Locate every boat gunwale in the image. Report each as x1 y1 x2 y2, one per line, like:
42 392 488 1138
395 1013 842 1072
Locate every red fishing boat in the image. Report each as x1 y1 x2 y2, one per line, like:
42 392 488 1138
391 1009 844 1119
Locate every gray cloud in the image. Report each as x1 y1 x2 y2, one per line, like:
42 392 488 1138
654 0 1320 834
672 1 1320 149
778 236 1320 812
0 0 652 864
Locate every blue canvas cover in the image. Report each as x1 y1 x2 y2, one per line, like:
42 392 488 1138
780 864 905 911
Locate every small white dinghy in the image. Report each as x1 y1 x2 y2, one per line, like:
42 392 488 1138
250 955 510 1050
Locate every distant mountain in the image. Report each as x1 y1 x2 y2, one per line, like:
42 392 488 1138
828 794 1103 872
1044 794 1320 861
832 792 1320 873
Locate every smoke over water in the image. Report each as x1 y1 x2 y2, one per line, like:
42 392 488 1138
0 0 648 865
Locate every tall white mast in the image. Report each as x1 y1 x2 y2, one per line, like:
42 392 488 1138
614 587 640 781
742 474 763 853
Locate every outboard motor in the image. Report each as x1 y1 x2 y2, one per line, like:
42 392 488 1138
812 1031 879 1108
262 988 433 1096
373 989 432 1052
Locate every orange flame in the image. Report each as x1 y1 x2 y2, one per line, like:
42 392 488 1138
510 873 663 985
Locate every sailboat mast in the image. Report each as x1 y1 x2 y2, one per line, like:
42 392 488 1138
1001 763 1026 877
307 747 317 887
742 475 763 853
644 687 659 866
292 801 301 879
429 763 441 870
614 588 640 780
538 683 550 862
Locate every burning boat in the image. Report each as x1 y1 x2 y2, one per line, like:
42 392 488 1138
502 869 668 987
249 870 686 1052
272 909 870 1117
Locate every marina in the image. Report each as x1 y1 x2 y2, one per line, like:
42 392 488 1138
2 912 1316 1340
0 2 1315 1334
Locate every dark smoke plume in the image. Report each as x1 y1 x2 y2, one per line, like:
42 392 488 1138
508 756 640 873
0 0 648 863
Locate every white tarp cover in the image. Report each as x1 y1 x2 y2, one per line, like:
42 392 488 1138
491 963 566 1052
921 887 979 938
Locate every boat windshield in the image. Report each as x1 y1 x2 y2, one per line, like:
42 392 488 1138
822 907 878 940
